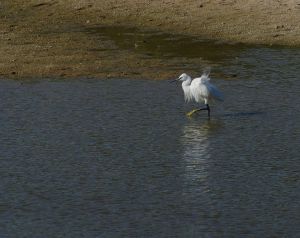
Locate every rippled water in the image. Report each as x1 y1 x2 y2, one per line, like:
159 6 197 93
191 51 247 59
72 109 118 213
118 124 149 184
1 46 300 237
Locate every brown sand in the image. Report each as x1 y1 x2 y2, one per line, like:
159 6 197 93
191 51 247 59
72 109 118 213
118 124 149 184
1 0 299 80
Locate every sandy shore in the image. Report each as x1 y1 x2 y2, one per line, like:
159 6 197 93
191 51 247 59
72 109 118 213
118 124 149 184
1 0 300 80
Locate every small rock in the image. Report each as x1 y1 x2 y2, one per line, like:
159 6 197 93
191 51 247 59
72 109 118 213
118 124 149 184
75 6 85 11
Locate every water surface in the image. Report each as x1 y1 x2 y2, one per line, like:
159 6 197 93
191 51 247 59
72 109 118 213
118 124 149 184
0 46 300 237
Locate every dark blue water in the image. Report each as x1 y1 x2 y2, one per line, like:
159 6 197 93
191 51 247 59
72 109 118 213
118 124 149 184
1 47 300 237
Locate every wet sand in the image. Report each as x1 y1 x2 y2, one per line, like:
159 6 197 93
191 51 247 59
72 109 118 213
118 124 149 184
1 0 300 80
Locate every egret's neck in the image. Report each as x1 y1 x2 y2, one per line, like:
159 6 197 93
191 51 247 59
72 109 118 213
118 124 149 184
181 77 193 102
182 77 192 87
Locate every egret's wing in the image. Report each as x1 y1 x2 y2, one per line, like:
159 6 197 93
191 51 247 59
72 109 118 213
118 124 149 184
190 77 208 103
200 67 211 83
205 82 224 101
192 77 224 102
202 67 211 77
193 67 224 102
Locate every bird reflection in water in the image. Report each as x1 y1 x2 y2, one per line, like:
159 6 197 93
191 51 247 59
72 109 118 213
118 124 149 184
181 119 222 197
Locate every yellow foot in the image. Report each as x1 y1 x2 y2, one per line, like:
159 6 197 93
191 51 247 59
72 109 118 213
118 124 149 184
186 109 199 117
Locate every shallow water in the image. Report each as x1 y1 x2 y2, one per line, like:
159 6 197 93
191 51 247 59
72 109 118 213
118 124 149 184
1 45 300 237
85 26 248 61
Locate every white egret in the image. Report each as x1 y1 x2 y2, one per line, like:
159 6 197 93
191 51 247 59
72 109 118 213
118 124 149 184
175 70 224 117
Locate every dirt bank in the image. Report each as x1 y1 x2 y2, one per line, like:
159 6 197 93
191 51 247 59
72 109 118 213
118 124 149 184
0 0 299 80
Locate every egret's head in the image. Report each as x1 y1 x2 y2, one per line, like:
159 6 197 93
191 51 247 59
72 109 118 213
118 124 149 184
178 73 189 81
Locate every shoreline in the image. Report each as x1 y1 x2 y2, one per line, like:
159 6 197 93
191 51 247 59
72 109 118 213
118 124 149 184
1 1 299 80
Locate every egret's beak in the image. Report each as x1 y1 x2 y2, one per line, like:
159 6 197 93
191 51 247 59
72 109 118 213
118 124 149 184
171 78 179 83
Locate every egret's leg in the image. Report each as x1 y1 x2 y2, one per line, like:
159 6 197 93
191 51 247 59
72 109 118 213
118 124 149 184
186 104 210 117
186 109 200 117
207 104 210 118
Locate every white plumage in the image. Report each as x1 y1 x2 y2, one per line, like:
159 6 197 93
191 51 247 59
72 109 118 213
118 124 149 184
176 70 223 117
